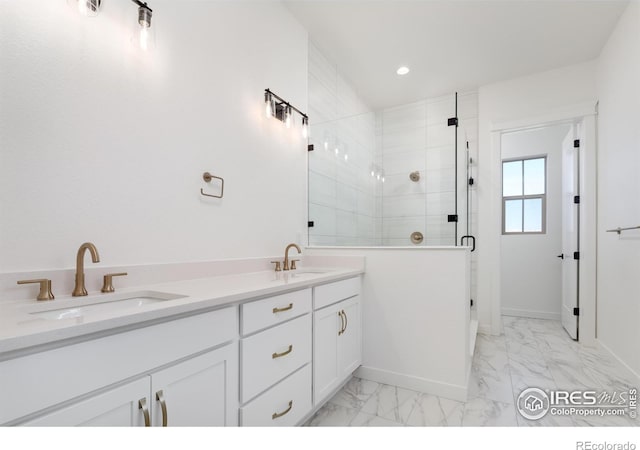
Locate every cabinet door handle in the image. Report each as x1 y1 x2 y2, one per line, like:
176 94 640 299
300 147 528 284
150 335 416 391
272 344 293 359
155 390 168 427
272 303 293 314
342 310 348 334
272 400 293 420
138 397 151 427
338 310 345 336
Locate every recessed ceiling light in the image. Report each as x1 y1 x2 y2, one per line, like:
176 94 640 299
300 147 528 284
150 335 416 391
396 66 410 75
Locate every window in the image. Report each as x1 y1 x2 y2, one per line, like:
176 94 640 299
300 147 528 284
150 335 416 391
502 157 546 234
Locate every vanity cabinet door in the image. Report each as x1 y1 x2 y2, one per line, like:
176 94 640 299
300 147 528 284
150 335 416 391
313 302 341 405
337 296 361 380
21 378 150 427
150 342 238 427
313 295 362 406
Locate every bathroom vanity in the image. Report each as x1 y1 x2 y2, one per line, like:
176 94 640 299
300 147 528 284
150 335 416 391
0 266 363 426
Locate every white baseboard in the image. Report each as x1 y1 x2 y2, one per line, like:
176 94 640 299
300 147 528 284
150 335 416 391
597 340 640 387
355 366 468 402
502 308 560 321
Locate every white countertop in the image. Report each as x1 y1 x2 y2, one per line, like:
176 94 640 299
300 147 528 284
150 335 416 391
0 266 363 356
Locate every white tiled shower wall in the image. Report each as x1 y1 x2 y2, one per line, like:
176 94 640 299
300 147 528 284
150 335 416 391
377 95 476 246
307 43 479 298
307 42 379 246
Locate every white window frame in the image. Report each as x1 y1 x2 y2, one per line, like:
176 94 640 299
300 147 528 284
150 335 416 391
502 156 547 235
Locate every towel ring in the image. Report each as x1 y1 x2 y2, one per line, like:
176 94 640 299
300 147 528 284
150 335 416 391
201 172 224 199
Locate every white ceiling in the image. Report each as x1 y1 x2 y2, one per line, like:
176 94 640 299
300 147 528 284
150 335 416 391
284 0 629 110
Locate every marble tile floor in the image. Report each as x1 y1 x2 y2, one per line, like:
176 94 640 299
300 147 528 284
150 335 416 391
305 316 639 427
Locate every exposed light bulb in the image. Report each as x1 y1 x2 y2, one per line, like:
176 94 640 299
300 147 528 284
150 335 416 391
265 92 273 118
301 117 309 138
377 174 381 180
284 106 292 128
344 154 348 161
382 176 386 183
334 147 339 155
396 66 410 75
137 5 152 51
75 0 101 17
370 170 375 177
139 26 150 51
324 141 329 150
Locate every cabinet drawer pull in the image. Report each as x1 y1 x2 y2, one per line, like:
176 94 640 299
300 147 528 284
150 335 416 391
272 344 293 359
272 303 293 314
138 397 151 427
156 390 168 427
272 401 293 420
338 311 345 336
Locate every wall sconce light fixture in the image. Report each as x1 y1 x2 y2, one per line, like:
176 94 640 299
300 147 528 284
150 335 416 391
71 0 101 17
264 89 309 139
70 0 154 51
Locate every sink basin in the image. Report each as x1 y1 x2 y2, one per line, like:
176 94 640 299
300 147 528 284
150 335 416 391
29 290 186 321
290 269 330 275
287 269 332 279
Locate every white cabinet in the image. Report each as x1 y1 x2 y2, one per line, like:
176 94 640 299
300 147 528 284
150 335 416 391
337 297 361 378
241 314 311 403
20 344 238 427
239 292 313 426
22 378 150 427
313 294 361 406
149 343 238 427
241 289 311 336
3 307 238 426
240 365 312 426
314 277 360 310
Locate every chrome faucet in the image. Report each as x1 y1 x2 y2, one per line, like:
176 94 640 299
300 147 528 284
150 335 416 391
283 243 301 271
73 242 100 296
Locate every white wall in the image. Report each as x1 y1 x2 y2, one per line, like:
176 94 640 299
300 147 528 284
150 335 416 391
0 1 308 272
306 246 471 401
595 1 640 378
500 124 570 320
477 61 597 333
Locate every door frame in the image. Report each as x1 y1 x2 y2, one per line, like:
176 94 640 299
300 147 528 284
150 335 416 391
487 101 597 345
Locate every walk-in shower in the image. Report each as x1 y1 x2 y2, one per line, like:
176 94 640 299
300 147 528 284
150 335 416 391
304 43 481 393
307 92 478 249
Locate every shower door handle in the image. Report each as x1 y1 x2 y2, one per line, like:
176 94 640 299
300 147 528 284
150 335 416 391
460 235 476 252
557 254 564 259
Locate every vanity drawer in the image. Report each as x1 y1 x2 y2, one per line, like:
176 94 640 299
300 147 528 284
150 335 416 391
241 314 311 403
240 364 311 426
241 288 311 336
314 276 361 310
